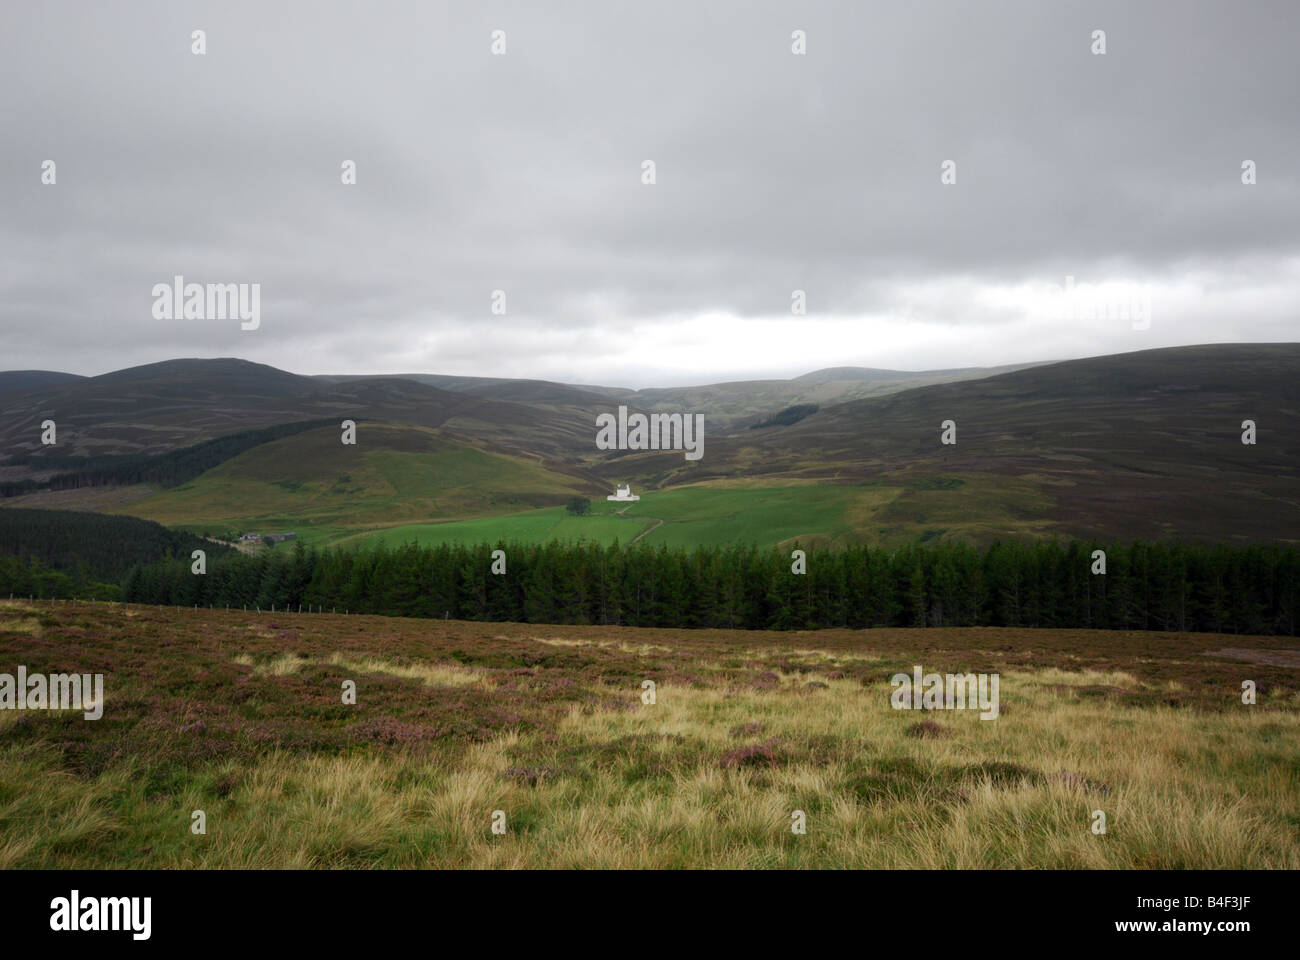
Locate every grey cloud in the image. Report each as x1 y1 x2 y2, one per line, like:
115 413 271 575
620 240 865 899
1 0 1296 385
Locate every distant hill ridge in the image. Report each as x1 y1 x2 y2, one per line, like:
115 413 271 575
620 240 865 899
0 370 88 396
3 356 1045 400
0 354 1063 458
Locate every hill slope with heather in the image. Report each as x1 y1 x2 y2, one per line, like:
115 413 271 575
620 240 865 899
597 343 1300 544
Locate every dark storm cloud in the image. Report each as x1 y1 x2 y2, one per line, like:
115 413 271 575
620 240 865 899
1 0 1296 385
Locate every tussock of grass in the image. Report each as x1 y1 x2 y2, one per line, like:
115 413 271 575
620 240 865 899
232 652 309 676
326 653 487 688
228 652 488 687
530 636 675 656
0 618 42 637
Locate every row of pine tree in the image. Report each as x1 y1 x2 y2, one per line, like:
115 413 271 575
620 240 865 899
109 538 1299 635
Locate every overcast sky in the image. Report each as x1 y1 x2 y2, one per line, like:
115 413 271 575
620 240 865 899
2 0 1296 388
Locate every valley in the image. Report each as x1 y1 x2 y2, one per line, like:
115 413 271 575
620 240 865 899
1 344 1296 550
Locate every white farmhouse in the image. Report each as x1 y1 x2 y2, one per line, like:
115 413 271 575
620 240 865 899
607 484 640 502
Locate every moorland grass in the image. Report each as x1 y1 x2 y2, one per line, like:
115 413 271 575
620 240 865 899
0 601 1296 868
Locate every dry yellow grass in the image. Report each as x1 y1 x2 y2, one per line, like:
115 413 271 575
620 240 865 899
4 602 1296 869
6 660 1294 868
326 654 488 688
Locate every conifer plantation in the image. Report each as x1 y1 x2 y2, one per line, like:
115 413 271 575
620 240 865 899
108 539 1299 635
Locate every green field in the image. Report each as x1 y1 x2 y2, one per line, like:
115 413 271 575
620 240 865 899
341 507 651 549
336 484 897 550
330 473 1061 551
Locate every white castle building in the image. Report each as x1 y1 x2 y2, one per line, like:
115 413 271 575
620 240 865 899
607 484 640 502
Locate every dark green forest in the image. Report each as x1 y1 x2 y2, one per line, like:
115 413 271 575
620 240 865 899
0 555 120 601
89 538 1300 635
0 419 337 497
750 404 819 429
0 508 227 584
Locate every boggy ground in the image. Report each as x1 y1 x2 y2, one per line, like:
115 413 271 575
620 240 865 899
1 599 1297 868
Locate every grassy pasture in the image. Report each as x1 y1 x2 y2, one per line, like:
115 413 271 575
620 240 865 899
330 485 876 551
336 508 653 549
333 475 1058 551
1 600 1297 869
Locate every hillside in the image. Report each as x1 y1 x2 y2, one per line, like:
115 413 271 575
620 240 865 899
314 373 615 406
592 344 1300 544
102 422 601 543
577 361 1048 429
0 356 1052 472
0 370 87 396
0 359 316 459
0 358 607 462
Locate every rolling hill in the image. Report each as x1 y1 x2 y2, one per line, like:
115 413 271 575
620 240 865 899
1 344 1295 547
0 370 87 396
0 356 1059 472
101 422 601 544
594 343 1300 544
569 361 1048 429
0 358 607 462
